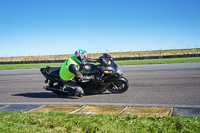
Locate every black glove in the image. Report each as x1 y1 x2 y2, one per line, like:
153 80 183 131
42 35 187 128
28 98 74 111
103 54 113 61
99 56 104 63
87 58 100 63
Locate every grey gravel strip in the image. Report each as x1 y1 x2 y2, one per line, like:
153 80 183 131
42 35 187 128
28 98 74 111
172 107 200 116
0 105 10 110
0 104 42 112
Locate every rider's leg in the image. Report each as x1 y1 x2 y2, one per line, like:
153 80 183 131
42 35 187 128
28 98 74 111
61 79 84 97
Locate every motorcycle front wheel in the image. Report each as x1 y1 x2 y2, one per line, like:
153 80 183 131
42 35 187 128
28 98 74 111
107 82 129 93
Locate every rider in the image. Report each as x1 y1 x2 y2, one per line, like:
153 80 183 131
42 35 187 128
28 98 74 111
59 49 101 97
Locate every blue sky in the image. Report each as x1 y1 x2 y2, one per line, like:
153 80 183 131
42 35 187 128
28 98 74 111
0 0 200 57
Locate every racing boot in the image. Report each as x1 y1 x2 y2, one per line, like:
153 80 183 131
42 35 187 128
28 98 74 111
63 84 84 97
74 86 84 97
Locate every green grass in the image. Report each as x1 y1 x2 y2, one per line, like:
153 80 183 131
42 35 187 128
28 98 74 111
0 111 199 133
115 57 200 65
0 57 200 70
0 63 63 70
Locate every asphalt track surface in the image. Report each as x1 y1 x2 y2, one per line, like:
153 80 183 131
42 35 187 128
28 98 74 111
0 63 200 109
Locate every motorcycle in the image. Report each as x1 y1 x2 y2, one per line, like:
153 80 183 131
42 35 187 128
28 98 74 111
40 54 129 97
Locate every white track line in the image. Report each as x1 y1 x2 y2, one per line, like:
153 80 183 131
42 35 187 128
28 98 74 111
0 102 200 108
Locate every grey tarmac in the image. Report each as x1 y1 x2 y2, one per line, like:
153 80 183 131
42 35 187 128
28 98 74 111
0 62 200 116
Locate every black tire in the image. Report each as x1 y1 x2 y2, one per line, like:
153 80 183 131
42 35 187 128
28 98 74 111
107 82 129 93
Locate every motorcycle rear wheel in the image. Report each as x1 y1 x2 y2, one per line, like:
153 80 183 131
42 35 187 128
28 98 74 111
107 82 129 93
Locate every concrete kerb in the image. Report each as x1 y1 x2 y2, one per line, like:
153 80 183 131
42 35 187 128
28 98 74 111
28 105 171 117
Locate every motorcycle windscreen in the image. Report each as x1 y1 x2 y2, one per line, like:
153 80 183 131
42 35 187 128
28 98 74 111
111 61 118 71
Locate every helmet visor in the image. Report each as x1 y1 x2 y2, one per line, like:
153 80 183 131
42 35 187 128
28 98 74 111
81 52 87 64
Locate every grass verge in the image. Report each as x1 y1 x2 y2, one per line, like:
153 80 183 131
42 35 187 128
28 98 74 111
0 111 199 133
0 57 200 70
0 63 62 70
1 48 200 62
116 57 200 65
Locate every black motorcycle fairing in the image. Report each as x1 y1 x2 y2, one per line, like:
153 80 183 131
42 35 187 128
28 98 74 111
104 76 128 84
81 80 110 94
40 67 60 76
97 56 123 76
48 67 60 78
79 64 98 76
40 67 61 82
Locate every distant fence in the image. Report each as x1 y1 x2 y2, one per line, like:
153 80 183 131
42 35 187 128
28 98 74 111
113 54 200 61
0 54 200 64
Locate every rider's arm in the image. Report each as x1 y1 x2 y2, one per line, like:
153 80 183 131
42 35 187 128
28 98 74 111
68 64 83 78
68 64 90 83
87 58 101 63
68 64 93 83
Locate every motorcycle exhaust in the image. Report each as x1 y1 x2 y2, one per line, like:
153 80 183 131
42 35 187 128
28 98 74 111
43 86 48 89
43 86 68 93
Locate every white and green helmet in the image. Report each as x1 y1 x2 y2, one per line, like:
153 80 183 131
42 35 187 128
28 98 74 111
74 49 88 64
